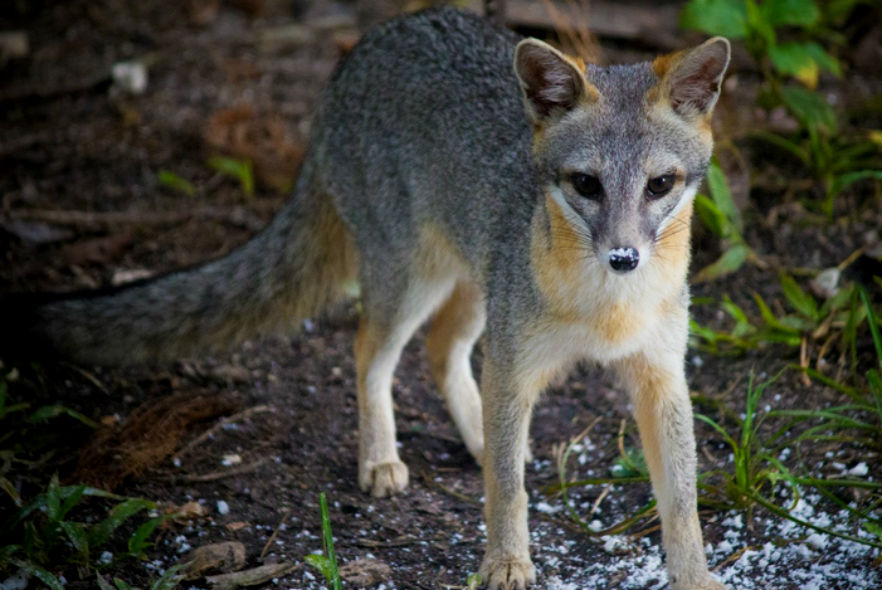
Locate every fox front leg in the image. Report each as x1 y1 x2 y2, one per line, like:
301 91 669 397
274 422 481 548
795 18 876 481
477 357 537 590
617 343 727 590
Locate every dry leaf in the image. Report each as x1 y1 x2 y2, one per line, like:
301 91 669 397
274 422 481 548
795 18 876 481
205 562 298 589
339 558 392 585
171 501 209 521
179 541 247 580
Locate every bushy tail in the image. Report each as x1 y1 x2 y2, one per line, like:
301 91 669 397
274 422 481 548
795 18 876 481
4 170 357 365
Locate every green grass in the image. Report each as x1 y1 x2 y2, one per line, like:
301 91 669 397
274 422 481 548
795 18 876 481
208 155 255 198
553 262 882 549
304 491 342 590
0 476 178 589
0 368 178 589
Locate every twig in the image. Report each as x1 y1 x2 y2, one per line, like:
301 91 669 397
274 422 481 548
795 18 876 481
355 534 445 549
9 203 278 232
60 362 109 395
628 522 662 540
799 336 811 386
586 483 611 520
711 545 762 572
173 404 274 461
178 457 269 482
260 508 292 559
419 471 481 506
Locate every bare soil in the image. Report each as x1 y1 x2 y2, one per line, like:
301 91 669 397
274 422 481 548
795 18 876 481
1 1 880 589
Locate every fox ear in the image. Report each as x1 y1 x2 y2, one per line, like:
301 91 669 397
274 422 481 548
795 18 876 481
514 39 597 123
658 37 730 118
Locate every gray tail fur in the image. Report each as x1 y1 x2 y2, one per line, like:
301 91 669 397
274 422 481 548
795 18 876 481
3 168 357 365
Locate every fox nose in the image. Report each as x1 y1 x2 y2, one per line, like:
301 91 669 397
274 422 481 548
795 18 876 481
608 247 639 272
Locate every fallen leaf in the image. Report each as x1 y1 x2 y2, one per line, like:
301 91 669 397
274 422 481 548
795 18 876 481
339 558 392 586
179 541 247 580
205 562 298 589
170 501 209 520
226 521 249 532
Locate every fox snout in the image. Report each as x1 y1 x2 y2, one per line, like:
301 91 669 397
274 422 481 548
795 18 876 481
608 247 639 272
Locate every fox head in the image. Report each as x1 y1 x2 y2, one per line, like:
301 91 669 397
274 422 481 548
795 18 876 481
514 37 730 276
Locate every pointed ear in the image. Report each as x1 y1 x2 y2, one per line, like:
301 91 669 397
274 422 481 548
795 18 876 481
657 37 730 118
514 39 597 124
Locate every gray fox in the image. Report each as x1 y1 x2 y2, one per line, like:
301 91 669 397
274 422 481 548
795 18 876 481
5 8 731 590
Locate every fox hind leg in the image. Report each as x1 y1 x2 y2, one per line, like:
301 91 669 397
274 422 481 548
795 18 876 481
426 280 486 464
355 276 454 497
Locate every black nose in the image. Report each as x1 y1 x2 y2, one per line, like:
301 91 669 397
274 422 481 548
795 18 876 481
608 247 639 272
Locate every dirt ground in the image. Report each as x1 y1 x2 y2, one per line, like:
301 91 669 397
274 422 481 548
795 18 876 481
1 1 881 589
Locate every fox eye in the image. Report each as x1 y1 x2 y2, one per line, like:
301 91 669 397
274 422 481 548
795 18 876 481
646 174 676 198
571 173 603 200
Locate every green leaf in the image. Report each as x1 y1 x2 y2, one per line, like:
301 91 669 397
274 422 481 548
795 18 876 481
58 484 88 522
11 559 65 590
752 130 811 166
761 0 820 26
60 520 90 558
693 243 750 283
864 520 882 541
769 42 840 87
780 85 836 133
860 287 882 368
695 413 738 450
752 292 800 336
804 42 841 76
158 170 195 197
694 193 726 238
820 282 854 316
780 274 819 321
318 491 341 590
45 476 62 521
778 314 815 332
721 295 755 338
208 156 255 197
721 295 750 325
88 499 153 548
681 0 748 38
769 42 819 86
27 404 99 428
706 160 742 235
149 564 183 590
830 170 882 198
305 553 335 581
0 399 29 420
611 447 647 478
128 515 165 556
96 573 117 590
745 0 776 48
689 318 722 346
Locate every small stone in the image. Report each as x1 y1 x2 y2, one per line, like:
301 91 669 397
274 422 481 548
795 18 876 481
112 61 148 94
221 453 242 466
810 267 840 299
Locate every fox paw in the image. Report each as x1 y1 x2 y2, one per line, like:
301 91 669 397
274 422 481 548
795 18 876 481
359 460 409 498
479 554 536 590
